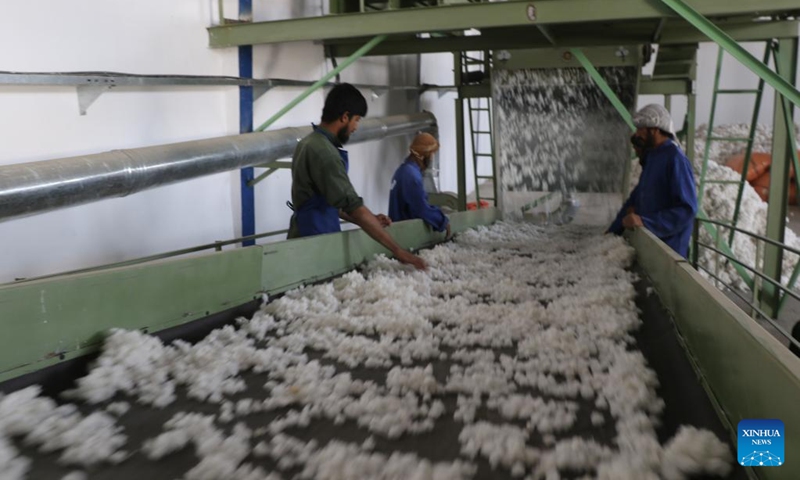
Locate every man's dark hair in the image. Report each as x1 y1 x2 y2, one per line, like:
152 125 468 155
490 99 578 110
321 83 368 122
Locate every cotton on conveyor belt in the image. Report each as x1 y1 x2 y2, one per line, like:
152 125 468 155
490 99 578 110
0 224 733 480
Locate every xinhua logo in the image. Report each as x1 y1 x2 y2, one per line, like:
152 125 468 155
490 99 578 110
738 419 784 467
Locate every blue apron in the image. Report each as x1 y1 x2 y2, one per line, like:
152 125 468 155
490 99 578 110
293 131 350 237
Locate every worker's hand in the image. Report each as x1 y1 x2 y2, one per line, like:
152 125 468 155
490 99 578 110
376 214 392 228
445 224 452 240
396 249 428 270
626 206 635 215
622 212 644 229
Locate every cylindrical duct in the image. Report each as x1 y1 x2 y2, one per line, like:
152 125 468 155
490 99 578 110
0 112 436 221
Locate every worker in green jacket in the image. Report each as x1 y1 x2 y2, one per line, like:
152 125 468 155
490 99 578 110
287 83 427 270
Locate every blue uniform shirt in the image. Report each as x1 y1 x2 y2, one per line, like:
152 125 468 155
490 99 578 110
609 140 697 257
388 158 449 232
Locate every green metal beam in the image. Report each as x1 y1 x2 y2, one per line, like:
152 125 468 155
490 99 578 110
659 0 800 108
729 42 772 248
0 209 498 382
208 0 799 47
248 167 279 187
255 160 292 170
498 46 641 71
638 78 692 95
697 46 725 208
685 91 696 164
571 48 636 131
762 38 798 317
254 35 386 132
0 248 264 382
325 20 800 57
454 52 468 212
459 84 490 99
629 227 800 480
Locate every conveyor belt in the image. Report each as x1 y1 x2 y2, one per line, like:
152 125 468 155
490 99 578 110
2 262 747 480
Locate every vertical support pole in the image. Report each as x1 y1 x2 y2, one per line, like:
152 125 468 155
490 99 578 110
455 52 467 211
753 238 763 318
730 41 772 247
664 94 672 114
698 46 724 208
455 98 467 211
686 87 696 165
238 0 255 247
761 37 798 317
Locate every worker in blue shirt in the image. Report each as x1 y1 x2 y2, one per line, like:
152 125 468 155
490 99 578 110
388 133 451 238
608 104 697 257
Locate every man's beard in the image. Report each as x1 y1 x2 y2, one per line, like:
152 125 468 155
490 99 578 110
337 126 351 145
422 156 432 170
643 130 657 150
631 131 657 150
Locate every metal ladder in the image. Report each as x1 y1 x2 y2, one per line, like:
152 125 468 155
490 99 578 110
461 51 497 208
696 42 773 245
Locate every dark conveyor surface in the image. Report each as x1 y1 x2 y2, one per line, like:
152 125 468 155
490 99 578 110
2 263 747 480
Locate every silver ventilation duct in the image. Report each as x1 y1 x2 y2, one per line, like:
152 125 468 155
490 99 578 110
0 112 436 221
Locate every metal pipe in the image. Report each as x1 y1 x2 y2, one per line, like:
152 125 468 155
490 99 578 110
0 112 436 221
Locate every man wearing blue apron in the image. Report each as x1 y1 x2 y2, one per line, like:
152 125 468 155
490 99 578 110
287 83 426 270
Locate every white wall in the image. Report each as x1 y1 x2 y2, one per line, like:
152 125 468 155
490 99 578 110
0 0 419 282
1 2 795 282
0 1 239 283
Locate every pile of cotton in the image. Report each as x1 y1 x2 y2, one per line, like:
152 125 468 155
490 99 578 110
0 222 734 480
692 124 800 290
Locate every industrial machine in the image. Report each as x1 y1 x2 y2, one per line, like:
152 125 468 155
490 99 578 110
2 1 800 479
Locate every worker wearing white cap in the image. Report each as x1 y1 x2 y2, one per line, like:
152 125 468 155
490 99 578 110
608 104 697 258
388 132 451 238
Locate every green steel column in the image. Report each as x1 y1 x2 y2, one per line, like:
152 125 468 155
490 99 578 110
255 35 386 132
664 94 672 114
730 42 772 247
455 52 467 211
697 46 724 208
659 0 800 108
761 37 798 317
455 99 467 211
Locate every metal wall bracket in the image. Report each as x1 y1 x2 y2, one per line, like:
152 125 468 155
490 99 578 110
76 85 113 115
253 86 272 101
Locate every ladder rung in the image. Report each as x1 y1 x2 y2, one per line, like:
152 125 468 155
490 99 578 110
707 180 742 185
471 107 490 111
472 131 491 134
475 153 493 157
717 89 760 94
708 136 751 142
476 175 495 179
